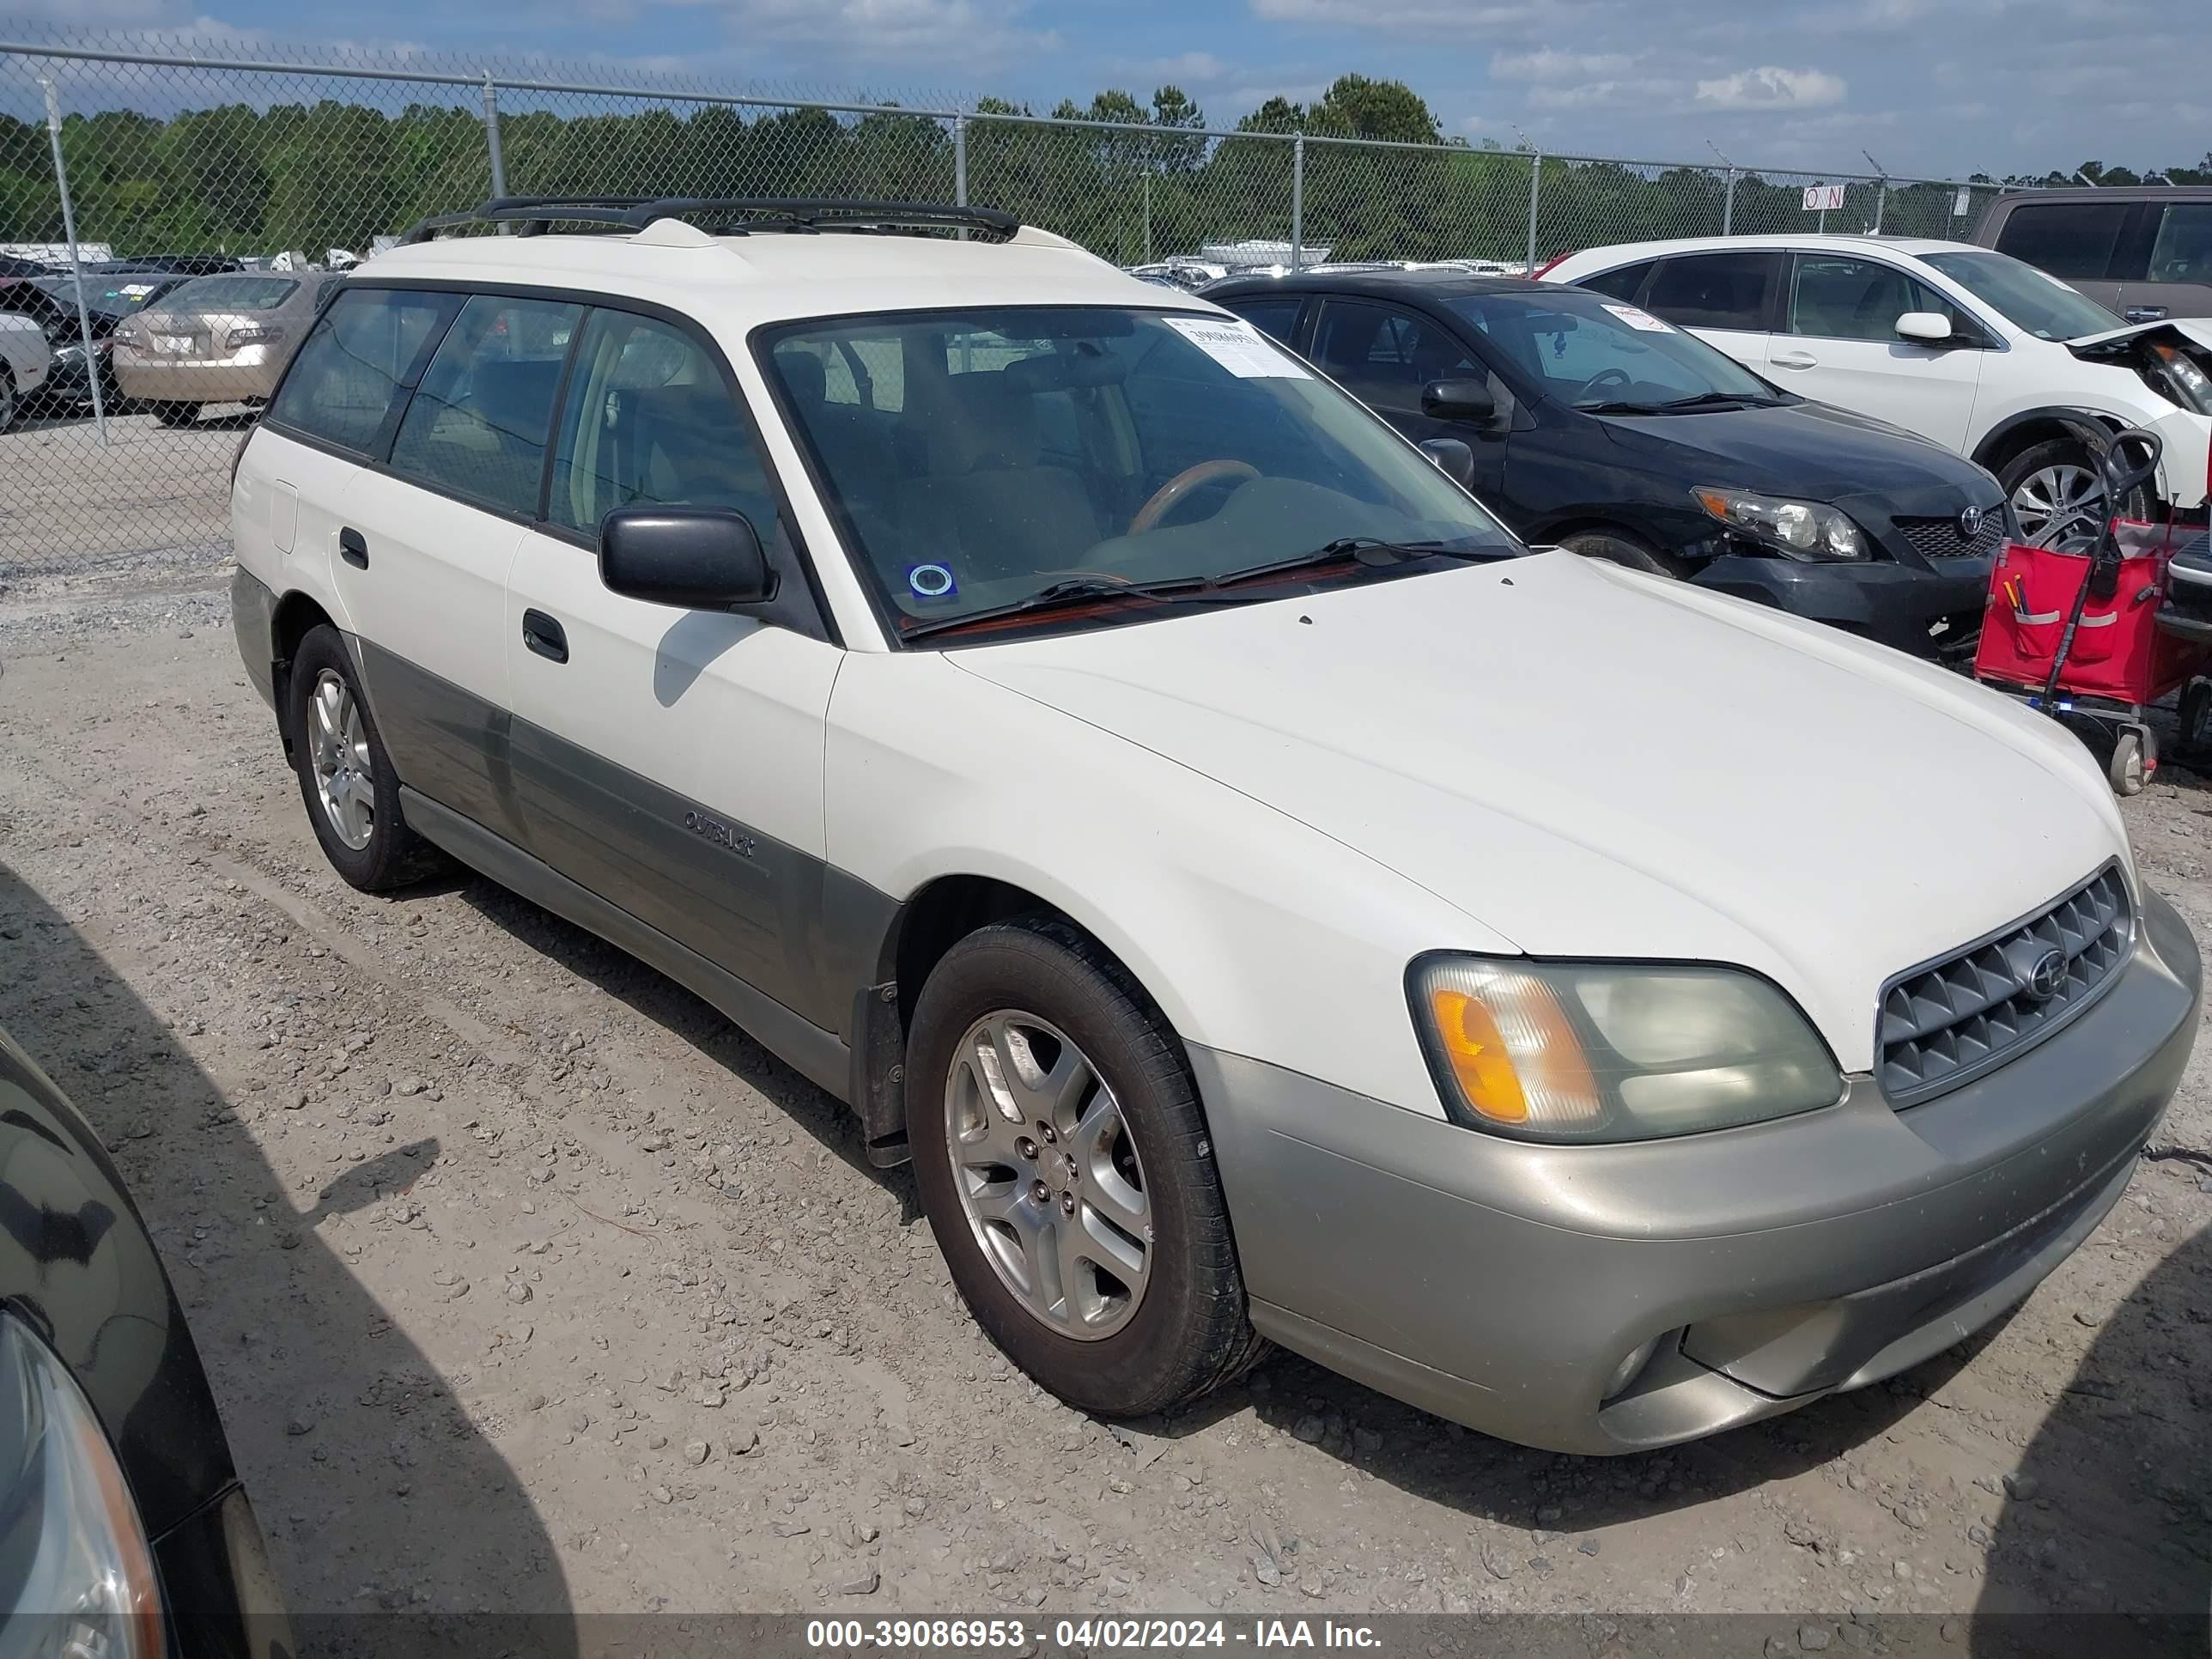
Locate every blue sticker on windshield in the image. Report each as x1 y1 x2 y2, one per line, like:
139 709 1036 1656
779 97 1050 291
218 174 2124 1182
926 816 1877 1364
908 563 957 601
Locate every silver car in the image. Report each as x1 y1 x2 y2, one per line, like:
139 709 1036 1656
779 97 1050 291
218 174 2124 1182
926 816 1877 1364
112 271 342 427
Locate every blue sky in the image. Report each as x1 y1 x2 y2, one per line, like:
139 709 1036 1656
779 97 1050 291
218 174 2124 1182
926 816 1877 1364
21 0 2211 179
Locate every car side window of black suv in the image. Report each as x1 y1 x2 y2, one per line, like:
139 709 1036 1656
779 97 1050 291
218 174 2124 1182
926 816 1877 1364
1310 300 1476 408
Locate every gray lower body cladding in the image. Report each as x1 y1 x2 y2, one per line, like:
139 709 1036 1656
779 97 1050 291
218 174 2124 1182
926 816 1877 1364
1193 888 2200 1454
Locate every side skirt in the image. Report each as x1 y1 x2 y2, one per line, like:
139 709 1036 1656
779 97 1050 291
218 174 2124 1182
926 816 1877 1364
400 786 853 1106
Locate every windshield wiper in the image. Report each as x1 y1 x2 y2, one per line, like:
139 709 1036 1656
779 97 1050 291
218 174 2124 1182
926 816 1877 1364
1579 390 1776 415
1206 536 1499 587
898 574 1222 642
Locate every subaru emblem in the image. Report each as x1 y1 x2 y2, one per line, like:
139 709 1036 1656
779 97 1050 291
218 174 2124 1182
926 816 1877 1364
1959 504 1984 539
2024 948 2066 1002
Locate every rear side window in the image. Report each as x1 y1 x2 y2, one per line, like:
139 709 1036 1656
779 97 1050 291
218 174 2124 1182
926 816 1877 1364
1577 261 1652 302
388 295 580 517
2147 203 2212 286
265 287 455 454
1993 201 2130 279
1643 252 1778 331
549 310 786 543
1225 295 1303 344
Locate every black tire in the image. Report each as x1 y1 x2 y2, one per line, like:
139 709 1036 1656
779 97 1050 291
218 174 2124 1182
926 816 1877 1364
0 365 15 433
905 918 1266 1418
153 401 199 428
288 624 447 892
1559 527 1687 578
1999 438 2151 550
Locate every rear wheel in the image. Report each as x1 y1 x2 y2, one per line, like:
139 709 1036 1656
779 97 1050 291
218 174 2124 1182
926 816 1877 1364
2002 439 2151 550
153 401 199 428
1559 527 1687 578
906 918 1264 1417
0 365 15 433
288 624 447 891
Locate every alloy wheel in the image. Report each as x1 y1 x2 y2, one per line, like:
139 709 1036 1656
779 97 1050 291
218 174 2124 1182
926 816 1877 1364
944 1011 1152 1340
307 669 375 851
2012 462 2103 550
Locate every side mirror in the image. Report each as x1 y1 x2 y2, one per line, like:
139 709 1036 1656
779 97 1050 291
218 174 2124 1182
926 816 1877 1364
1421 378 1498 425
1894 311 1954 345
599 506 774 610
1419 436 1476 488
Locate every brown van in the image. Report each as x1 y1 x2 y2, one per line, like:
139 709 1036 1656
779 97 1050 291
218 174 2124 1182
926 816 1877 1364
1972 186 2212 323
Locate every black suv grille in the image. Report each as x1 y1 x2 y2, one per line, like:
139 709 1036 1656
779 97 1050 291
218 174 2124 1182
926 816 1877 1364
1877 866 2131 1106
1896 512 2006 562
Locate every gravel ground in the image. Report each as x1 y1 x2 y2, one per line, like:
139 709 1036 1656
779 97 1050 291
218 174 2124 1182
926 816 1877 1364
0 568 2207 1656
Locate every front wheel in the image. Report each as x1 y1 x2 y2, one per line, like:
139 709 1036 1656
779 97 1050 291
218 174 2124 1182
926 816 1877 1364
153 401 200 428
2002 439 2150 550
905 918 1265 1417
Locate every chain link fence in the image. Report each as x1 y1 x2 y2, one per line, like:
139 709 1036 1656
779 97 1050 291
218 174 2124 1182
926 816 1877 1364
0 27 2023 585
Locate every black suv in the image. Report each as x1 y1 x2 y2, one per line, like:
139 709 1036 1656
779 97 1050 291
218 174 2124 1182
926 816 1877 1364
1211 269 2011 659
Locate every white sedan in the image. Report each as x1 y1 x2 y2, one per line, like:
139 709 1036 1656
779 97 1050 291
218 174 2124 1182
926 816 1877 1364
0 310 52 429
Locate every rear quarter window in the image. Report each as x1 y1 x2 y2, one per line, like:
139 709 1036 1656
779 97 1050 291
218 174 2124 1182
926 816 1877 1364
1577 261 1652 302
265 287 458 455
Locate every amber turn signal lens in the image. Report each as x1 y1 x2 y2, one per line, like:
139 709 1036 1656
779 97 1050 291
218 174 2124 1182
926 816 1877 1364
1430 988 1528 1123
1426 972 1601 1128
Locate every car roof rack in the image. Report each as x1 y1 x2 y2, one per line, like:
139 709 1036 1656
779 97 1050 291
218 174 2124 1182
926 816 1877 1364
397 195 1023 246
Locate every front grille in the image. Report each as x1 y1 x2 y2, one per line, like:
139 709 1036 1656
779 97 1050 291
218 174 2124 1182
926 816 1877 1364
1877 866 2131 1106
1895 512 2006 562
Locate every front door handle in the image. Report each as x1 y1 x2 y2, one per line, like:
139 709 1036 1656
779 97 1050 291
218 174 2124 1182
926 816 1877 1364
2124 306 2168 323
521 609 568 665
1769 350 1818 370
337 526 368 568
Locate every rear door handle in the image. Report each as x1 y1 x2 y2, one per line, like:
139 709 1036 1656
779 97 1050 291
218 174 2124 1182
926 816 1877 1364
1769 350 1818 370
2124 307 2168 323
521 609 568 665
337 526 368 568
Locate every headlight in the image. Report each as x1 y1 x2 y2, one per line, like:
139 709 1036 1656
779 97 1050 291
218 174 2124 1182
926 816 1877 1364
1410 956 1844 1142
225 325 283 349
2145 343 2212 416
1692 486 1867 560
0 1311 164 1658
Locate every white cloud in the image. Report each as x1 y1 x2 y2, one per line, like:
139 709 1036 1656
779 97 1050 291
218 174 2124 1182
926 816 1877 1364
1251 0 1548 32
1527 79 1666 111
692 0 1057 67
1490 47 1638 81
1146 51 1227 83
1694 64 1846 111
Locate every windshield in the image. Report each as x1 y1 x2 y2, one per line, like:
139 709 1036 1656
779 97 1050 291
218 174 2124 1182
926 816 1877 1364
161 274 298 313
1917 250 2120 342
1450 290 1778 410
763 307 1517 639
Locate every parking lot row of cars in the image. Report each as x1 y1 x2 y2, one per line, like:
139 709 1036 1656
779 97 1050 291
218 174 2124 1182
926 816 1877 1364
0 254 344 430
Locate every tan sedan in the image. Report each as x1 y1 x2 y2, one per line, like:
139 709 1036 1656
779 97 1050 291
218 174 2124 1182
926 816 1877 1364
112 271 343 428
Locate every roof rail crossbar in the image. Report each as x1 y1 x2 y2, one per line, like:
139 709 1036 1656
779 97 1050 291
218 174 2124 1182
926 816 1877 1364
398 196 1021 246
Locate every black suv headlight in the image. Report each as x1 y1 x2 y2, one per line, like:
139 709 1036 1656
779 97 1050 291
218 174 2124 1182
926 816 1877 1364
0 1310 163 1657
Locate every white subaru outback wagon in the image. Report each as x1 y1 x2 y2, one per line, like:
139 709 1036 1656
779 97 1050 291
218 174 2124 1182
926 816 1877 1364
229 197 2200 1455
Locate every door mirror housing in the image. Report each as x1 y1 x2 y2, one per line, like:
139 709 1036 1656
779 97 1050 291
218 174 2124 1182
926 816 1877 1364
599 506 775 610
1894 311 1955 345
1421 378 1498 425
1419 436 1476 488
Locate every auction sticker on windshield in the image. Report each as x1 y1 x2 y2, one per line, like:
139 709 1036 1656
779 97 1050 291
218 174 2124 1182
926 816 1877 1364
1164 315 1310 379
1602 304 1674 334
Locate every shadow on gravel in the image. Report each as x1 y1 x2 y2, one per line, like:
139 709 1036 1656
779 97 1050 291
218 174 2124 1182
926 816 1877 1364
1974 1219 2211 1659
0 860 577 1659
450 877 920 1215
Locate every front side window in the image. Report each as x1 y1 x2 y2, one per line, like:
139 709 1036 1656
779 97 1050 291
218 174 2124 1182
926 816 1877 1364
1448 291 1776 410
763 306 1517 639
1919 250 2120 342
1226 295 1302 344
1784 256 1966 343
1993 201 2130 280
1310 301 1477 408
266 286 457 455
388 294 580 516
548 310 787 544
2147 204 2212 286
1642 252 1778 331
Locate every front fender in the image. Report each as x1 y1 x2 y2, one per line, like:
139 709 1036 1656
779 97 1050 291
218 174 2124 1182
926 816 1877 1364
824 652 1504 1118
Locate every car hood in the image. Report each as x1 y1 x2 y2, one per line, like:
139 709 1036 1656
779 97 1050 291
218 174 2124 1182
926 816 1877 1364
2065 317 2212 351
949 553 2126 1070
1592 396 1992 500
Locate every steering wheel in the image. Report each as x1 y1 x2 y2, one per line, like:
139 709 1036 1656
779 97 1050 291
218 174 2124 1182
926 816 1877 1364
1573 367 1632 401
1128 459 1261 536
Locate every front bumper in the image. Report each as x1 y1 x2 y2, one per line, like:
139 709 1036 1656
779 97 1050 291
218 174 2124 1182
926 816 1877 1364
1691 553 1991 658
1195 886 2200 1454
152 1484 293 1659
